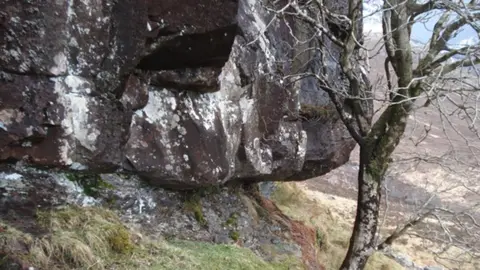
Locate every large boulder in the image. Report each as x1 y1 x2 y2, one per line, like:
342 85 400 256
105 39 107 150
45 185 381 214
0 0 366 188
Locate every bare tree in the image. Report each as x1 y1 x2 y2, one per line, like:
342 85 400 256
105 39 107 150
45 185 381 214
375 156 480 268
261 0 480 269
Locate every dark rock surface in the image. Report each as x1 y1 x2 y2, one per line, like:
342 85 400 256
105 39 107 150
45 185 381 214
0 0 367 188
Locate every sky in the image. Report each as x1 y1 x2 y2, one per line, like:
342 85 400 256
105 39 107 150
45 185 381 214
363 1 479 47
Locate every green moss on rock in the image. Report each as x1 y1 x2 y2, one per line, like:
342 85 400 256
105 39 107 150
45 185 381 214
184 194 208 227
224 213 238 227
229 231 240 241
65 173 114 197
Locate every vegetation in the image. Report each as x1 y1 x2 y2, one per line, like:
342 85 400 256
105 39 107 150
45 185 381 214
271 182 480 269
65 173 114 197
154 240 303 270
224 213 239 227
271 182 403 270
299 104 336 121
229 231 240 241
184 193 208 226
0 206 302 270
267 0 480 268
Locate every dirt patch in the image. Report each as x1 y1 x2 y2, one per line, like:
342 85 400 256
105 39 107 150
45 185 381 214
290 220 322 270
258 196 324 270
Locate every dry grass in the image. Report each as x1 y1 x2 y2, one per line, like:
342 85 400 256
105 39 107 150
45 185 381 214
0 206 303 270
256 195 323 269
390 236 480 270
1 206 136 269
271 182 404 270
275 182 480 270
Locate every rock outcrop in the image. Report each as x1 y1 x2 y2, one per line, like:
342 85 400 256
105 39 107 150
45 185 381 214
0 0 364 188
0 166 322 269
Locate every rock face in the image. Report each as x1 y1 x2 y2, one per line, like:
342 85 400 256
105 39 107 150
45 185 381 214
0 0 365 188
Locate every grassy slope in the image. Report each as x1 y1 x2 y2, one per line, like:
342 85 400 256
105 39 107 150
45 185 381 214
6 181 461 270
271 182 404 270
0 206 302 270
153 240 300 270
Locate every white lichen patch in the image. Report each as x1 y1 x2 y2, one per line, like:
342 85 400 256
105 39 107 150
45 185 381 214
0 172 23 182
52 76 100 164
296 130 308 170
217 53 242 95
0 172 26 192
127 88 188 175
184 93 219 131
239 97 255 124
70 162 88 170
54 174 98 206
25 126 34 136
64 0 112 75
184 60 242 133
7 47 21 61
58 138 73 165
245 138 273 175
140 90 173 127
67 0 76 19
21 141 32 147
0 108 25 126
49 52 68 75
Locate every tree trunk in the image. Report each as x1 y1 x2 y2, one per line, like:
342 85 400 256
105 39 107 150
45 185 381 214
340 147 384 270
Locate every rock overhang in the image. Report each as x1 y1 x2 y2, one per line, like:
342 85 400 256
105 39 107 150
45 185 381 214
0 0 366 189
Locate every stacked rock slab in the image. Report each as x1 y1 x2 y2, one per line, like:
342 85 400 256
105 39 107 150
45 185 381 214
0 0 364 188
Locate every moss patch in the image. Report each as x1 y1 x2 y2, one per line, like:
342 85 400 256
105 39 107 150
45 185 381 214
65 173 114 197
184 194 207 227
315 228 326 249
224 213 238 227
229 231 240 241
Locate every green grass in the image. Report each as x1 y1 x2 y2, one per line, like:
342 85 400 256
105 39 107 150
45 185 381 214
151 240 302 270
0 206 302 270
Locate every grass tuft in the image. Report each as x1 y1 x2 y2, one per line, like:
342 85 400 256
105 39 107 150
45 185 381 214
0 205 302 270
184 194 208 227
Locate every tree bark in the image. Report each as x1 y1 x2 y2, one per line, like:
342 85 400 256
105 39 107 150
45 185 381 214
340 147 384 270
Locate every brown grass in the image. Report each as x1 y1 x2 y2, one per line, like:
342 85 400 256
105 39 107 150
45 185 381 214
271 182 404 270
258 196 324 270
0 205 304 270
0 206 135 269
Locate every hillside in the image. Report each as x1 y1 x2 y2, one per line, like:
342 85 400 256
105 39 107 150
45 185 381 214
305 32 480 268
